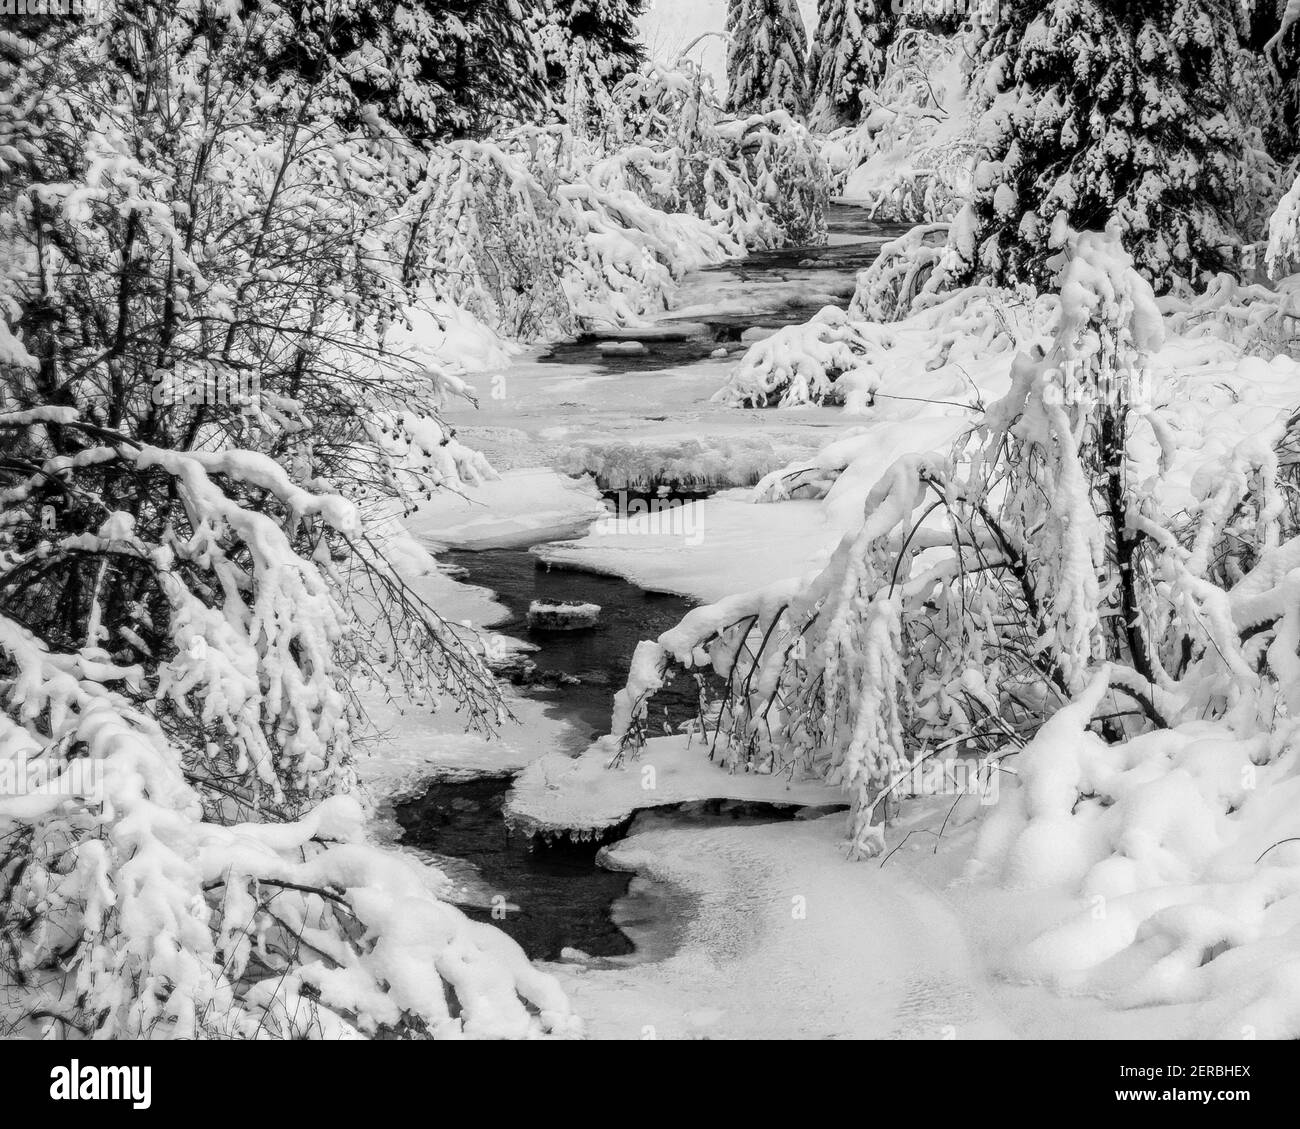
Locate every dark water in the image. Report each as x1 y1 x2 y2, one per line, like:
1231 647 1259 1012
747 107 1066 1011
394 774 822 961
538 208 908 375
395 775 637 960
396 549 730 962
441 546 717 744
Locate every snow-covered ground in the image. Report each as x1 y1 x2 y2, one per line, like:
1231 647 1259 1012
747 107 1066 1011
551 800 1200 1039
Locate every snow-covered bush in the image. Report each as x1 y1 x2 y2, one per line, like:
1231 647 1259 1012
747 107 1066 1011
716 269 1029 408
1157 273 1300 357
0 3 576 1038
713 308 881 408
847 221 961 322
1265 169 1300 279
606 59 828 248
412 131 732 340
411 58 829 342
414 140 580 340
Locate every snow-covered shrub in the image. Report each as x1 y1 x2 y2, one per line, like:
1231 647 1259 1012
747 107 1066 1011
716 273 1029 408
413 130 739 339
411 60 830 342
713 308 881 408
607 60 829 250
414 141 577 340
846 221 959 322
1265 169 1300 278
1157 273 1300 357
613 228 1300 861
0 4 576 1037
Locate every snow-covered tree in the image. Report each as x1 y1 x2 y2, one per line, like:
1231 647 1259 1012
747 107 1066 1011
611 225 1300 854
410 57 830 342
725 0 811 118
528 0 647 133
255 0 547 142
896 0 971 36
809 0 896 130
0 1 577 1038
957 0 1263 293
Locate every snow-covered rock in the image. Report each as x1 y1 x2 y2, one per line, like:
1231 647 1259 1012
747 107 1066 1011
526 600 602 631
596 340 649 355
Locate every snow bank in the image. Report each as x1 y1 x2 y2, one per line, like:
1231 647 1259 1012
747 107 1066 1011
404 467 607 550
388 297 518 377
536 488 838 604
558 433 809 490
505 735 842 837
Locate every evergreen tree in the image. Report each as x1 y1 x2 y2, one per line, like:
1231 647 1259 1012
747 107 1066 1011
809 0 896 130
726 0 811 118
534 0 649 129
551 0 647 88
897 0 967 36
959 0 1256 293
254 0 546 142
1248 0 1300 163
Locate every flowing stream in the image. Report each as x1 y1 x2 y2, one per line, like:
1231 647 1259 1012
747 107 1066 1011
396 205 891 962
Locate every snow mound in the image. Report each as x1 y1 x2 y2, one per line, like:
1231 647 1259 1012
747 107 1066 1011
715 286 1031 410
505 735 843 838
526 601 602 630
970 670 1300 1038
404 467 607 551
559 434 809 491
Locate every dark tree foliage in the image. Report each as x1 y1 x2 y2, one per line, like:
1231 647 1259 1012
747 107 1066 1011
809 0 897 130
252 0 546 142
725 0 811 117
543 0 647 92
960 0 1258 294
